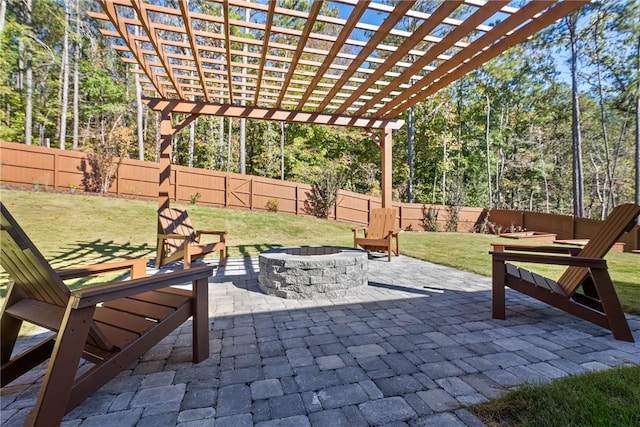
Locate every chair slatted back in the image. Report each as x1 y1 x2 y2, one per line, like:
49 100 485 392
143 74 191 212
1 204 69 307
0 203 116 351
158 208 198 253
366 208 397 239
558 203 640 295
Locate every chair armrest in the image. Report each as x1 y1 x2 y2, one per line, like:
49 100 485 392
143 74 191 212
352 227 366 237
490 251 607 268
57 258 148 280
71 265 214 309
491 243 578 255
387 229 400 237
196 230 227 241
158 233 189 241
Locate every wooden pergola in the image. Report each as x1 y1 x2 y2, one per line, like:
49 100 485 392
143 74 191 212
91 0 588 210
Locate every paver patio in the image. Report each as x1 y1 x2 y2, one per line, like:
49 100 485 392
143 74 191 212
2 255 638 426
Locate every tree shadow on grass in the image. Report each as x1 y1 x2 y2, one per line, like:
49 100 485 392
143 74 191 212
0 240 156 297
233 243 283 258
49 239 155 268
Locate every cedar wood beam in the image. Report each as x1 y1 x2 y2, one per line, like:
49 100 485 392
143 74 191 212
253 0 277 106
179 1 210 102
222 0 234 104
142 98 404 130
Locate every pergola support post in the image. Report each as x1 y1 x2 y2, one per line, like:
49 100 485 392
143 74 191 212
158 109 173 212
158 109 200 212
381 127 393 208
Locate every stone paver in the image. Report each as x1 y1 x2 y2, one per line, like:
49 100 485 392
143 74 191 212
3 255 639 426
358 396 417 424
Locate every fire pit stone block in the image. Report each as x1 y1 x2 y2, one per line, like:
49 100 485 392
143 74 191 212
258 246 368 299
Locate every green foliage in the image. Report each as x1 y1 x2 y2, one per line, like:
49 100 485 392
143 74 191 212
189 192 201 205
421 206 438 232
81 125 134 194
246 120 282 178
307 164 347 219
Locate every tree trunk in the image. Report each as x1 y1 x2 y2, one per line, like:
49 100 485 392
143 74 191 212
636 35 640 213
135 26 144 160
188 119 195 167
0 0 6 36
218 117 225 169
55 49 65 142
568 13 584 217
240 118 246 173
72 0 80 149
58 0 71 150
441 131 447 205
238 6 249 175
407 106 414 203
592 15 613 218
538 135 550 213
24 0 33 145
485 92 493 208
227 118 232 173
280 121 285 180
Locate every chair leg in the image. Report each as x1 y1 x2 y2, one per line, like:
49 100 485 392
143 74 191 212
24 306 95 427
590 268 634 342
192 277 210 363
184 244 191 269
219 247 226 266
492 261 506 320
155 239 165 268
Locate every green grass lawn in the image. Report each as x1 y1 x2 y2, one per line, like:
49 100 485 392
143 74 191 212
1 188 639 426
470 365 640 427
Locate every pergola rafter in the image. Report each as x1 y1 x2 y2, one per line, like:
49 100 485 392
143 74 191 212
253 0 277 106
334 0 468 115
92 0 588 120
296 0 369 110
91 0 589 210
275 0 324 109
378 0 584 117
179 1 210 102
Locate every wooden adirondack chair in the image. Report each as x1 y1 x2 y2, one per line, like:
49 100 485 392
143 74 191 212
491 203 640 342
156 207 227 268
0 203 213 426
353 208 400 262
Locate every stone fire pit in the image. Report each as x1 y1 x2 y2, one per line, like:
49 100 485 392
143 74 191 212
258 246 368 299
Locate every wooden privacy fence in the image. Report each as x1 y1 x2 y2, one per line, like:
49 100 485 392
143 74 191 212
488 209 640 252
1 141 637 250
